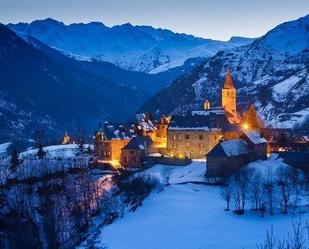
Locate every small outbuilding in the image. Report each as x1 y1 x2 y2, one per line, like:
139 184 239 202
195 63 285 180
241 131 267 160
206 139 257 179
120 136 154 169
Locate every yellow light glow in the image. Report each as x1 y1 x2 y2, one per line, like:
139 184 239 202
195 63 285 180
97 159 121 169
242 123 249 130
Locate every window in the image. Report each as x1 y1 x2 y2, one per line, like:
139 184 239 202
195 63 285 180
130 151 135 155
199 143 205 149
185 134 190 140
199 135 204 140
173 143 177 149
173 134 177 140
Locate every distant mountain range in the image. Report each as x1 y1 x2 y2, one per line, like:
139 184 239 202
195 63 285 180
8 19 254 73
1 14 309 144
139 15 309 129
0 24 148 143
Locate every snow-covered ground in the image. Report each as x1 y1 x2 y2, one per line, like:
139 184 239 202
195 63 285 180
20 144 93 159
0 144 94 184
80 158 309 249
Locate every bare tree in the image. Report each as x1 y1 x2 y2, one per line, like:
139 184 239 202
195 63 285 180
250 171 262 210
263 168 277 216
220 178 232 211
276 166 295 214
257 218 308 249
230 168 251 214
161 166 172 186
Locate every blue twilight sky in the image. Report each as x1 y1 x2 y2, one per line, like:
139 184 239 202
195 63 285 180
0 0 309 40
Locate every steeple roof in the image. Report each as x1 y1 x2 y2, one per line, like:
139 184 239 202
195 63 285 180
223 70 235 89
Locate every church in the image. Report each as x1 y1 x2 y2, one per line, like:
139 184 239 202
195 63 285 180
166 70 241 159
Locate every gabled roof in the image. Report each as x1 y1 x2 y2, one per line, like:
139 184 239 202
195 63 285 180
207 139 250 157
122 136 153 150
169 112 239 132
136 113 156 132
243 131 267 144
168 115 213 131
103 122 136 140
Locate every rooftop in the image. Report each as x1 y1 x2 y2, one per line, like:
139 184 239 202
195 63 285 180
243 131 267 144
122 136 153 150
102 122 136 140
207 139 250 157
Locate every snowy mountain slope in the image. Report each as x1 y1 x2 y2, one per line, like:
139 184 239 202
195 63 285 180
0 24 147 143
8 19 254 73
140 14 309 128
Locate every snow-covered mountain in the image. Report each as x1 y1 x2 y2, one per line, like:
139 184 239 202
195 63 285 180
139 15 309 128
8 19 254 73
0 24 148 143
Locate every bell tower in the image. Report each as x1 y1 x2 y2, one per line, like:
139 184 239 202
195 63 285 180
221 70 236 117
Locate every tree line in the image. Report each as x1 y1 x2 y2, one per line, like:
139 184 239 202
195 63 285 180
221 163 302 216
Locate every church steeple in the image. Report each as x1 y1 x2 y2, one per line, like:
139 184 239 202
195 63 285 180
223 69 234 89
222 69 237 120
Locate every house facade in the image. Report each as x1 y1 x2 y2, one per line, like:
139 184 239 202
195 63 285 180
94 122 136 168
167 115 222 159
120 136 154 169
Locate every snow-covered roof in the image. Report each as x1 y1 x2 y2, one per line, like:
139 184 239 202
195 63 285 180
122 136 153 151
136 113 157 132
192 107 226 116
207 139 250 157
168 115 212 131
243 131 267 144
103 122 136 140
168 113 239 132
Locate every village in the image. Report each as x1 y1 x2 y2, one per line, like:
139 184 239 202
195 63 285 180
58 70 308 180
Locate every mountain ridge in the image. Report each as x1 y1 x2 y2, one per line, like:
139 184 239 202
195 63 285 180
8 18 254 73
0 24 148 143
139 14 309 128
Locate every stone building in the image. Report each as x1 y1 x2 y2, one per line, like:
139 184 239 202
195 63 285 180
167 115 222 159
167 70 241 159
241 131 267 160
94 122 136 168
120 136 154 169
136 113 170 149
206 139 257 179
206 132 268 179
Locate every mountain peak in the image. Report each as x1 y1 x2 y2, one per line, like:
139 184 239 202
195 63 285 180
31 18 65 27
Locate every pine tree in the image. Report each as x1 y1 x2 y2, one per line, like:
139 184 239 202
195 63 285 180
242 104 264 131
10 149 20 172
37 143 46 159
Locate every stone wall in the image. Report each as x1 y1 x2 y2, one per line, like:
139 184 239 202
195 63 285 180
167 130 221 159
